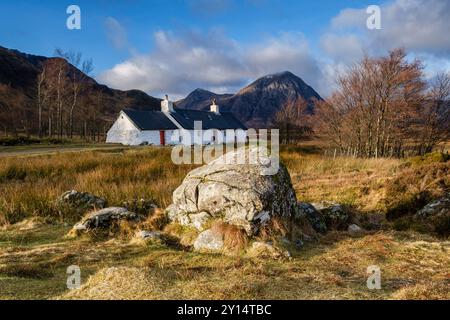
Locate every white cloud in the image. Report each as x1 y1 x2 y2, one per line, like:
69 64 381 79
319 0 450 96
99 30 324 99
98 0 450 100
320 33 364 64
328 0 450 57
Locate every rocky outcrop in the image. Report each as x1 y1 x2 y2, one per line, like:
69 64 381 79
71 207 143 234
167 147 298 236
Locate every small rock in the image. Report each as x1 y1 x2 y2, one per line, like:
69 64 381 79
193 229 224 252
348 224 363 236
297 202 327 233
312 201 350 230
71 207 143 234
58 190 107 211
416 195 450 218
137 230 163 240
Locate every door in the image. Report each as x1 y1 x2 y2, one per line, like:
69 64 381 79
159 131 165 146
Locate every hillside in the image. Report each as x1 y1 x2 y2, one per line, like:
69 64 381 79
0 46 161 136
176 71 323 127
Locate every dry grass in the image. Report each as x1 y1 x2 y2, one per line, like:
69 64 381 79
0 147 197 224
1 144 449 300
211 221 248 252
55 229 449 300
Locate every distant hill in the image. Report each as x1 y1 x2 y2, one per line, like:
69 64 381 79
0 46 161 135
0 45 323 135
176 71 322 127
175 88 233 111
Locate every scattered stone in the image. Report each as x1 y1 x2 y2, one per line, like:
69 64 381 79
167 147 298 235
347 224 363 236
246 241 291 260
414 195 450 237
71 207 143 234
297 202 327 233
312 201 350 230
193 229 224 252
136 230 163 240
131 230 164 245
57 190 107 211
416 195 450 218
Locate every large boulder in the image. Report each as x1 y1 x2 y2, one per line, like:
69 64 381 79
167 147 298 235
71 207 143 234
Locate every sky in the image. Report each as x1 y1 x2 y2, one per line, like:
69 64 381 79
1 0 449 99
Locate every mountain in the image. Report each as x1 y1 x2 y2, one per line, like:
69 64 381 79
0 46 161 135
176 71 323 128
175 88 232 111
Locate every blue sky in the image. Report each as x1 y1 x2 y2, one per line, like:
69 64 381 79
1 0 449 98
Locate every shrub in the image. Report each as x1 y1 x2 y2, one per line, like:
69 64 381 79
0 136 70 146
385 162 449 220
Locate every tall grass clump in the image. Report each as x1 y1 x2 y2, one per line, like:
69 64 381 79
0 148 197 225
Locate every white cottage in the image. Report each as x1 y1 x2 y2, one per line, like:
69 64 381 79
106 96 247 146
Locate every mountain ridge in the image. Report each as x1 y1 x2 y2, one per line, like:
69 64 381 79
176 71 322 127
0 45 323 133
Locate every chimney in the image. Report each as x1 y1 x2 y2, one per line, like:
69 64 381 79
161 94 174 113
210 98 220 114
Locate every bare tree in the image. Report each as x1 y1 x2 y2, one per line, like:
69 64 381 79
316 49 427 158
273 98 311 144
55 49 94 138
417 72 450 154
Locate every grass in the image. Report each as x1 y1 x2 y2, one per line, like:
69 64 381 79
0 143 449 299
2 222 447 300
0 147 197 224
